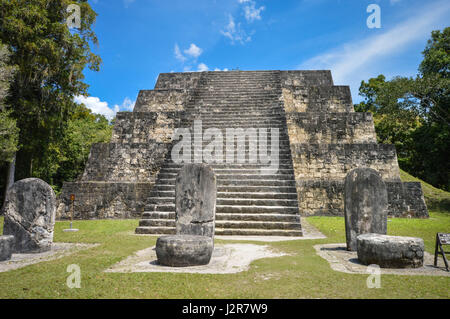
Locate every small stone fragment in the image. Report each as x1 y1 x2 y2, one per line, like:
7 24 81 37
0 235 15 261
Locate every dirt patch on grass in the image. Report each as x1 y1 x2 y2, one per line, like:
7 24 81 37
0 243 99 273
314 243 450 277
105 244 286 274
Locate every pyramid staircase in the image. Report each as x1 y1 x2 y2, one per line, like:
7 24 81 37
135 71 303 236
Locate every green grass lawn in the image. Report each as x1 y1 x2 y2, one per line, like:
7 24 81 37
0 212 449 299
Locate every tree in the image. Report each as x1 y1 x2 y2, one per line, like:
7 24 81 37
356 27 450 191
0 41 18 164
0 41 19 208
420 28 450 78
49 104 112 192
0 0 101 183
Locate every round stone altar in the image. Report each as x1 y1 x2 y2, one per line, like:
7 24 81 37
155 235 214 267
357 233 424 268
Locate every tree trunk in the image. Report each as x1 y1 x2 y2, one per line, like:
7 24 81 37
1 152 16 213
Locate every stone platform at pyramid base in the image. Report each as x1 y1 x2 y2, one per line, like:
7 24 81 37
57 179 427 223
56 182 154 220
297 180 428 218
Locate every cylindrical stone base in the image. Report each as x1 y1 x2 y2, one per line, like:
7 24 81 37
357 233 424 268
156 235 214 267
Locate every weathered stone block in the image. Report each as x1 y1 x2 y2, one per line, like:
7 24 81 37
175 164 216 238
57 181 154 220
344 168 388 251
3 178 56 253
0 235 15 261
357 233 424 268
290 144 401 181
156 235 214 267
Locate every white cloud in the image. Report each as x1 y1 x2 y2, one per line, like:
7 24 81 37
243 2 265 22
238 0 251 3
297 1 450 100
184 43 203 59
74 95 116 120
174 44 186 62
74 96 135 120
197 63 209 72
214 68 229 71
114 97 135 112
220 14 251 44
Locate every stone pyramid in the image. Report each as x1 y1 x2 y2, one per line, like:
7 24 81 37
57 70 428 236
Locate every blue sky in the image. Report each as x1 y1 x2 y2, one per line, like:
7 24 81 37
77 0 450 119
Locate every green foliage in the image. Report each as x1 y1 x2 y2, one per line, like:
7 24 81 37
420 28 450 77
356 27 450 191
0 0 101 179
55 104 112 188
0 41 18 163
0 109 19 163
32 104 112 193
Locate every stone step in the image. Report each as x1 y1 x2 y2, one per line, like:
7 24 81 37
193 93 280 96
145 204 299 214
215 228 302 236
202 81 280 84
187 105 282 108
186 113 284 118
139 219 301 230
201 82 280 87
187 135 291 141
216 205 299 214
189 142 291 147
135 226 175 235
195 91 280 95
217 192 298 199
217 198 298 206
139 219 175 227
157 173 294 181
187 108 283 113
147 197 298 207
187 105 282 109
216 213 300 222
195 98 280 102
142 211 175 219
196 94 280 98
186 111 286 116
183 120 286 126
183 148 292 155
196 89 279 93
146 202 298 214
141 211 300 222
162 163 294 169
135 226 302 236
184 123 287 127
154 185 298 193
158 178 296 187
159 168 295 174
216 220 301 230
148 191 298 199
